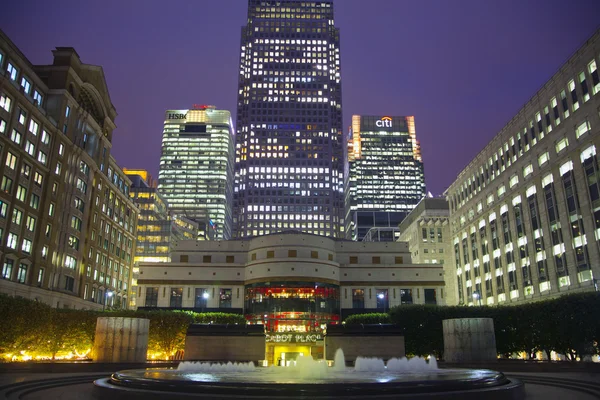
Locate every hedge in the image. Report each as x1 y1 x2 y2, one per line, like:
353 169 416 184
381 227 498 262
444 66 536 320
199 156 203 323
343 292 600 360
0 294 246 361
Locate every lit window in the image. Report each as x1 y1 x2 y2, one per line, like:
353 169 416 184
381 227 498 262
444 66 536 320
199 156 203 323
575 120 590 139
16 185 27 202
589 60 599 95
0 94 11 112
26 215 35 232
538 152 549 167
33 172 43 187
20 76 31 94
65 255 76 269
22 239 32 254
28 120 39 135
41 130 50 145
10 129 22 145
523 164 533 178
509 175 519 188
7 232 18 249
12 209 22 225
6 63 18 81
497 185 506 197
1 176 13 193
555 137 569 153
25 141 35 156
37 151 47 165
5 152 17 170
33 90 43 106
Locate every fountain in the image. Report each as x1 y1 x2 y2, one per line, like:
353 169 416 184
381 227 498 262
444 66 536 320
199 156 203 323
94 349 525 399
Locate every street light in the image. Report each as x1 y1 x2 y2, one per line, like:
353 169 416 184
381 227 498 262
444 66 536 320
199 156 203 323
103 290 113 311
378 292 387 313
473 291 482 306
202 291 209 313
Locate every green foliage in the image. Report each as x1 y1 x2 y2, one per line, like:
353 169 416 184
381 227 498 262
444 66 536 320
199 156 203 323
344 292 600 360
0 294 246 361
191 312 247 325
344 313 390 325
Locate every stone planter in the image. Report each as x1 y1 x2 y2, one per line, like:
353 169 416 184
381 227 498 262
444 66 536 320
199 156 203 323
93 317 149 363
442 318 496 363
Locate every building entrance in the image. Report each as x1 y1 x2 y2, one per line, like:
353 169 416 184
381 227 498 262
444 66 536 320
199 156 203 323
271 344 312 366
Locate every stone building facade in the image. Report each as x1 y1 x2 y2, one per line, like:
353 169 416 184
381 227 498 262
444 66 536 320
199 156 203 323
398 197 455 305
446 29 600 305
0 30 137 309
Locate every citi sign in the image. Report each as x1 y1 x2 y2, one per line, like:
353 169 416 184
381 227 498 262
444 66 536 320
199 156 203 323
376 116 393 128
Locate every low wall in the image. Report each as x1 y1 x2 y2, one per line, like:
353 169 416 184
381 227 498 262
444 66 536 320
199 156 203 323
325 324 405 363
93 317 149 363
442 318 496 363
184 324 265 362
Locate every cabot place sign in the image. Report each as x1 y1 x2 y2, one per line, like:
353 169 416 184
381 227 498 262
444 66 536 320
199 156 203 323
266 333 323 343
376 116 393 128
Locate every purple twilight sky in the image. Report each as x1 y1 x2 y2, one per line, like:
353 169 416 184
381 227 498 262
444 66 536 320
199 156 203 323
2 0 599 195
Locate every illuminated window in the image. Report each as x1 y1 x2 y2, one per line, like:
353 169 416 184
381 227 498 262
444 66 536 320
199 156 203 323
226 255 235 263
203 255 212 263
372 256 381 264
311 250 318 259
0 94 11 112
5 152 17 170
6 63 18 81
575 120 591 139
267 250 275 259
555 137 569 153
288 250 297 257
395 256 403 264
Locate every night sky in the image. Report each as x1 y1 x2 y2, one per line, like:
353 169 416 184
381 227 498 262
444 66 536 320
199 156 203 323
2 0 599 195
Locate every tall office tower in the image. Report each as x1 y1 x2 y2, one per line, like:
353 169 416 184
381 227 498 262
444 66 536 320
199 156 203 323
234 0 344 238
446 29 600 306
348 115 425 241
158 105 234 240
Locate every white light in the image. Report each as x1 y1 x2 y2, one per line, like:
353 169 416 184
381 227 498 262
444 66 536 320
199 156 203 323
378 293 385 299
203 292 209 299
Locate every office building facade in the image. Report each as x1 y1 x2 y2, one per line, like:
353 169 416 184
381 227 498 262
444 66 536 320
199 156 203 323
136 231 446 364
158 106 234 240
0 31 138 309
446 30 600 306
234 0 345 238
398 197 455 305
348 115 425 241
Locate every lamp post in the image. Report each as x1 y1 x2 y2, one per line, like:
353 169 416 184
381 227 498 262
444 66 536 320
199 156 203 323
202 291 209 314
103 290 113 311
473 291 482 306
378 292 386 313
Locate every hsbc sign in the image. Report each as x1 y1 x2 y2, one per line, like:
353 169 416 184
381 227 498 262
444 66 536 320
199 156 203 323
376 116 393 128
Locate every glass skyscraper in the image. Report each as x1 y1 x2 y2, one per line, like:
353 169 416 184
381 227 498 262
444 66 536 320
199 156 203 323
234 0 344 238
348 115 426 241
158 106 234 240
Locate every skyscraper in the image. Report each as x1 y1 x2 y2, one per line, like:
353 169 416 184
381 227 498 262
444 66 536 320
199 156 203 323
158 105 234 240
348 115 425 241
234 0 344 238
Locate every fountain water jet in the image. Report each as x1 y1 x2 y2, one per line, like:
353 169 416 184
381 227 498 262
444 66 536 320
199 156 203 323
95 347 524 399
